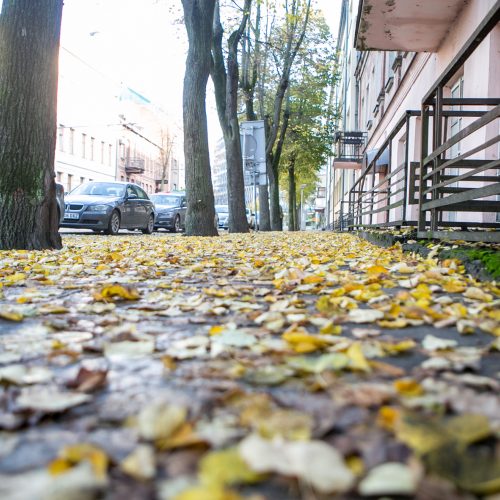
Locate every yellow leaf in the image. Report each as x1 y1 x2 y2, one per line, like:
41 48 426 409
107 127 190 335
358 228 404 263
156 422 206 450
346 342 371 372
0 309 23 321
463 287 493 302
393 378 424 397
410 283 432 301
209 325 225 336
319 322 342 335
175 485 243 500
49 443 108 479
366 265 388 275
37 305 69 315
5 273 26 284
377 406 401 431
199 448 263 487
346 455 365 476
302 275 324 285
378 319 408 329
99 284 140 300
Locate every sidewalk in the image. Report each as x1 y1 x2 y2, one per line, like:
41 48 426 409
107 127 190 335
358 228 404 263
0 232 498 499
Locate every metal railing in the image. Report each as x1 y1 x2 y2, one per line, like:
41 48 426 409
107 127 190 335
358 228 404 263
333 131 367 162
347 111 420 230
417 97 500 242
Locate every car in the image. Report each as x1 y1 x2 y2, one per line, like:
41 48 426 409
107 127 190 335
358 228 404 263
55 182 65 226
221 207 256 230
60 181 155 235
215 205 229 229
149 192 187 232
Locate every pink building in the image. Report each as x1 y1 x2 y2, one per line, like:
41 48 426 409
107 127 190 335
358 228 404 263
329 0 499 242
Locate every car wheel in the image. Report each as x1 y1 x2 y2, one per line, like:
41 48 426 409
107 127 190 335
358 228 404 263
142 214 154 234
105 210 120 235
172 214 181 233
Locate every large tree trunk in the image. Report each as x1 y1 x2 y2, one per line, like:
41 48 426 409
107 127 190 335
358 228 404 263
181 0 218 236
269 94 291 230
0 0 63 250
211 0 249 234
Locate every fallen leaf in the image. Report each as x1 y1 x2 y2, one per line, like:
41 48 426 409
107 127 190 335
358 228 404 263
239 433 355 493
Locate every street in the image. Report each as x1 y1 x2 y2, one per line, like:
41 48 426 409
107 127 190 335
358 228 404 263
0 231 498 499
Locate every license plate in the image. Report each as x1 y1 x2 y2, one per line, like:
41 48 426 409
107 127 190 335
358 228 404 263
64 212 80 220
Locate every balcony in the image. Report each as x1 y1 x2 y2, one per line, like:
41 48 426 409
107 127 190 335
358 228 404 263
124 158 145 175
333 131 367 170
355 0 470 51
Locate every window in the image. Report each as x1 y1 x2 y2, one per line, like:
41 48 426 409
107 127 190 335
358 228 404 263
90 137 95 161
58 125 64 152
56 171 62 182
81 133 87 159
108 144 112 166
69 128 75 155
80 176 85 185
135 186 148 199
67 174 73 193
100 141 105 164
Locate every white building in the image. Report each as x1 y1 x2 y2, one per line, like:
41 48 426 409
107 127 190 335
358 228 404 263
55 48 182 195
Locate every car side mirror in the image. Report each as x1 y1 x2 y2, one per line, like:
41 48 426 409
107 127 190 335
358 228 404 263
127 193 138 200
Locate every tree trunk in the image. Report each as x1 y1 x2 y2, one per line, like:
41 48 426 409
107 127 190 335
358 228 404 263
0 0 63 250
264 0 311 233
211 0 249 234
181 0 218 236
288 158 298 231
269 94 290 230
258 118 271 231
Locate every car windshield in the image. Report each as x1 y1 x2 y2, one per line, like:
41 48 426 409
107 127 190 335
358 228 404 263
70 182 125 197
215 205 229 214
150 194 182 207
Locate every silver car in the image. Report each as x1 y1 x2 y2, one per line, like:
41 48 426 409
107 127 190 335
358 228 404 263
61 181 155 235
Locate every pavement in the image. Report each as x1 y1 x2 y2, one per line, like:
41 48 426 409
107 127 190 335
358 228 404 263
0 231 498 499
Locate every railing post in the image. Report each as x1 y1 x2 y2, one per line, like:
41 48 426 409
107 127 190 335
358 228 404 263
402 113 410 224
418 103 429 232
431 86 444 231
387 141 393 225
369 165 376 226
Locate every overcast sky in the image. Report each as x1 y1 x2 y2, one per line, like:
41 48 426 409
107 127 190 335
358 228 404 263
58 0 341 144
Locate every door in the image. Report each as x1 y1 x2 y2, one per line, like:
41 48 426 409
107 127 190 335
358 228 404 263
134 185 152 227
123 184 140 227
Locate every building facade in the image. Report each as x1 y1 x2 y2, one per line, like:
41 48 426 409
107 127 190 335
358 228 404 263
329 0 499 241
55 48 182 194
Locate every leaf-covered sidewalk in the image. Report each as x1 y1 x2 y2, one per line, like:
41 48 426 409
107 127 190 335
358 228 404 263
0 232 498 499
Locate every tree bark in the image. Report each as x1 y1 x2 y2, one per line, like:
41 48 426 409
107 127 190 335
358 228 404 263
181 0 218 236
211 0 250 233
0 0 63 250
288 156 297 231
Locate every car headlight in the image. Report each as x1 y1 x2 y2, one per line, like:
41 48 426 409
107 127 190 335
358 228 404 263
87 204 110 212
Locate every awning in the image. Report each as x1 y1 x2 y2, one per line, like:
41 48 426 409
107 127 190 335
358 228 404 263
355 0 470 52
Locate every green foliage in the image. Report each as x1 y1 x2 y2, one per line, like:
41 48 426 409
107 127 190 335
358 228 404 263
440 248 500 279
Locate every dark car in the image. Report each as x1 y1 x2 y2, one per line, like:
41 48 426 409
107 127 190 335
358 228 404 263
61 181 155 235
55 182 65 226
150 192 186 233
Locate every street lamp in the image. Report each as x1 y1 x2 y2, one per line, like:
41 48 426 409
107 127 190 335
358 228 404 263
300 184 307 231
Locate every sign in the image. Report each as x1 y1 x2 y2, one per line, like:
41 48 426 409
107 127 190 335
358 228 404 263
240 120 266 186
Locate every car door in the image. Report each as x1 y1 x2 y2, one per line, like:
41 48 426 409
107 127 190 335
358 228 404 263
122 184 140 227
134 186 153 227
